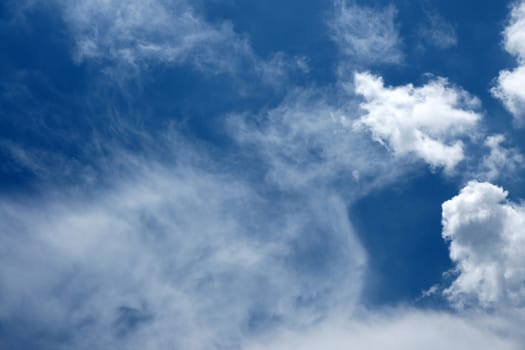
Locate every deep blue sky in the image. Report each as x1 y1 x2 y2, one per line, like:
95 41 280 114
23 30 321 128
0 0 518 297
1 1 524 349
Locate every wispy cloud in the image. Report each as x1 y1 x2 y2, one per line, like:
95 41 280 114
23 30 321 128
419 8 458 49
228 86 406 197
7 0 307 87
477 134 524 182
329 1 403 68
60 0 246 72
0 140 366 349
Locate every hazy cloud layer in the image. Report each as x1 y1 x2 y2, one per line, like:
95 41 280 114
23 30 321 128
246 310 523 350
0 152 366 349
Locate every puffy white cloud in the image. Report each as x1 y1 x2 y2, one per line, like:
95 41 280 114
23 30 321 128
442 181 525 308
329 1 403 66
354 72 482 171
493 66 525 121
230 71 485 196
503 2 525 59
492 2 525 122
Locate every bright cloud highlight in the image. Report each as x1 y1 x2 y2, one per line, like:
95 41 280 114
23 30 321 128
354 72 482 171
442 181 525 308
492 1 525 123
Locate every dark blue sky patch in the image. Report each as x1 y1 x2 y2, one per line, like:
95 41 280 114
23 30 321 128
113 305 154 338
200 0 338 86
0 319 73 350
351 172 457 306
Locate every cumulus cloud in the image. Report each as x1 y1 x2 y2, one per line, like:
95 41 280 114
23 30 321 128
493 67 525 121
442 181 525 308
329 1 403 66
230 70 485 195
492 1 525 123
354 72 482 171
502 1 525 59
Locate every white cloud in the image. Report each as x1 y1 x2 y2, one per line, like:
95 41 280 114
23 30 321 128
419 9 458 49
3 2 524 347
329 1 403 66
0 153 366 349
442 181 525 308
354 72 482 171
477 134 524 181
229 87 411 196
13 0 304 84
503 2 525 59
492 1 525 122
59 0 240 70
230 70 485 196
493 66 525 121
246 310 523 350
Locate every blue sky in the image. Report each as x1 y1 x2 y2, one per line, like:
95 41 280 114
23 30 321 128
1 0 525 349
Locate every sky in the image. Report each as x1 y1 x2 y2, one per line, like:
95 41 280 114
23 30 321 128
1 0 525 349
